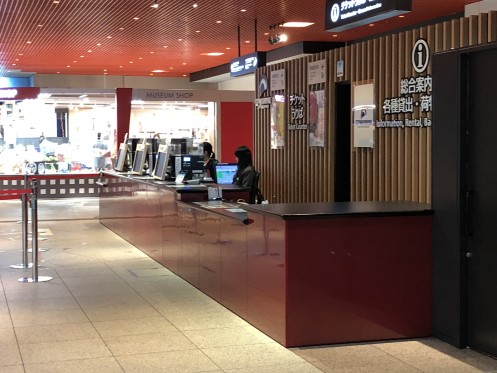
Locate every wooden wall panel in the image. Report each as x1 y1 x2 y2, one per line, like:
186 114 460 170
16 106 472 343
253 12 497 204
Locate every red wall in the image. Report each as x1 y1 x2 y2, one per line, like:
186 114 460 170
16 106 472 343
220 102 253 163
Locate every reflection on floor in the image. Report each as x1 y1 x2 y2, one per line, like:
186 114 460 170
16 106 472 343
0 198 496 372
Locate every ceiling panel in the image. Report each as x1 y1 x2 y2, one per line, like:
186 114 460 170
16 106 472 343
0 0 480 78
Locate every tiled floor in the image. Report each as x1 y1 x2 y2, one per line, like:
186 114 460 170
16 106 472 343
0 198 496 373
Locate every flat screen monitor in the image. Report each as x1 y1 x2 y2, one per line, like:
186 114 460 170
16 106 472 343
114 143 128 172
181 154 204 178
215 163 238 184
131 143 147 175
152 144 170 180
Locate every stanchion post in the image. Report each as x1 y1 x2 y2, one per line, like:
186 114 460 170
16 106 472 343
18 179 52 283
10 193 33 269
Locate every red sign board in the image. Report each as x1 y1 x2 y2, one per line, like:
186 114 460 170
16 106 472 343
0 87 40 100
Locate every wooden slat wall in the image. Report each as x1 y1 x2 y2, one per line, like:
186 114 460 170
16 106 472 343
254 12 497 204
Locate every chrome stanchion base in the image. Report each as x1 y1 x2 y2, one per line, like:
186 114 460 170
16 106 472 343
18 276 52 283
10 263 34 269
28 248 48 252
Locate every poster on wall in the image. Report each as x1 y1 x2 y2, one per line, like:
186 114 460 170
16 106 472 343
270 94 285 149
352 83 375 148
270 69 286 91
308 59 327 85
308 90 326 147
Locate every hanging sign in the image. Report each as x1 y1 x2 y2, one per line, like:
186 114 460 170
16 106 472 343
325 0 412 32
230 52 266 77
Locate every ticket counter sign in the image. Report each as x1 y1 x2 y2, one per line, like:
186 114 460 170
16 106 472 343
325 0 412 32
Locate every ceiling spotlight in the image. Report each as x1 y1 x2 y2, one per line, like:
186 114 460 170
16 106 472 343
151 0 158 8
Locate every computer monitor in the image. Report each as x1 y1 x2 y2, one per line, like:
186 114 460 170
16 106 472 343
181 154 204 179
131 143 147 175
215 163 238 184
114 143 128 172
151 144 170 180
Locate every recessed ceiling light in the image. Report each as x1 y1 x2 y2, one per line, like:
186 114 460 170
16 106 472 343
103 69 107 72
178 38 183 41
139 57 143 60
183 74 187 77
193 3 198 8
201 52 224 56
195 30 200 33
12 63 16 66
19 53 23 56
73 60 77 63
119 66 123 68
281 22 314 27
88 50 93 52
134 17 139 20
97 43 101 46
332 34 338 38
27 41 32 44
66 65 71 68
245 40 250 43
216 20 222 24
151 0 159 8
80 55 84 58
53 0 60 3
369 23 374 26
152 69 166 72
119 27 124 30
241 9 246 12
264 32 269 36
399 15 405 18
107 36 112 39
150 51 155 54
170 67 174 69
182 62 187 65
38 24 43 27
226 47 231 50
163 45 168 48
279 34 288 42
129 61 134 63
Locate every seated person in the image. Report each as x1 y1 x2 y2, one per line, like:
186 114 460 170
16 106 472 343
233 145 256 188
202 141 218 182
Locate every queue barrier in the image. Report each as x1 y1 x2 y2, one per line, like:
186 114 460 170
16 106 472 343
0 181 52 282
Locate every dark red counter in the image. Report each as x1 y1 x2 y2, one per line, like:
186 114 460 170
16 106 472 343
99 174 432 347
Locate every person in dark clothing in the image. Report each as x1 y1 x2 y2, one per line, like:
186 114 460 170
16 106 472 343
233 145 256 188
202 141 218 182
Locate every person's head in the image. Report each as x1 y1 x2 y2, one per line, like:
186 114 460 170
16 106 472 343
234 145 252 169
202 142 215 160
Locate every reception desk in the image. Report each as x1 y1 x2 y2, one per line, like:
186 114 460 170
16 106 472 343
99 173 432 347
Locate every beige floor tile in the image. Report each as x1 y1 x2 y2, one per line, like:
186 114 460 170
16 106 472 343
93 316 177 338
19 338 112 364
83 303 162 322
10 308 89 327
24 357 124 373
312 360 421 373
201 342 306 370
4 285 73 301
116 349 220 373
225 362 324 373
0 366 24 373
0 342 23 366
15 322 99 344
164 310 247 331
396 354 494 373
183 325 274 348
0 327 17 345
293 343 388 363
103 331 197 356
74 292 146 309
62 281 136 297
7 296 80 313
0 313 12 328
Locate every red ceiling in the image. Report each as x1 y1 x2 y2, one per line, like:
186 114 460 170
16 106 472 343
0 0 480 78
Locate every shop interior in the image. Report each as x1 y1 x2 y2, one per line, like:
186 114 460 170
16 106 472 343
0 90 215 175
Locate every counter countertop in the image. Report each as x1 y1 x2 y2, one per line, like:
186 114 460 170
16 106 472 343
243 201 432 220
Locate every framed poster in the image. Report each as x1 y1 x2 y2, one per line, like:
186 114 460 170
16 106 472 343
270 94 285 149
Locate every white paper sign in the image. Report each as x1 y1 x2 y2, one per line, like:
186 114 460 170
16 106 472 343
270 69 286 91
308 59 327 85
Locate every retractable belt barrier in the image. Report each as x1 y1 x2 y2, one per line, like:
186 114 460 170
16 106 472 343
1 180 53 283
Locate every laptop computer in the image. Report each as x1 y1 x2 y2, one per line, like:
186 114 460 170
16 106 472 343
215 163 238 184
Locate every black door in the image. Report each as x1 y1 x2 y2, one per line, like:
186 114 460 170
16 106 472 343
334 82 351 202
465 49 497 357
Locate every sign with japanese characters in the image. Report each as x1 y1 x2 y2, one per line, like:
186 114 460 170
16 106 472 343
325 0 412 32
308 59 327 85
378 38 432 128
270 69 286 91
288 94 308 130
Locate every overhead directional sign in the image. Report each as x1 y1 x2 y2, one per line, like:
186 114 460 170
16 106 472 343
325 0 412 32
230 52 266 77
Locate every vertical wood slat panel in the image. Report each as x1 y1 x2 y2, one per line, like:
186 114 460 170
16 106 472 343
253 12 494 205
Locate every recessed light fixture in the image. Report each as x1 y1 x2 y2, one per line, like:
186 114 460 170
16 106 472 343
195 30 200 33
245 40 250 43
332 34 338 38
88 50 93 52
53 0 60 3
369 23 374 26
264 32 269 36
138 57 143 60
241 9 246 12
279 34 288 42
27 41 32 44
133 17 139 20
182 62 187 65
183 74 187 77
38 24 43 27
129 61 134 64
201 52 224 56
152 69 166 72
399 15 405 18
80 55 84 58
226 47 231 50
107 36 112 39
66 65 71 68
216 20 222 24
178 38 183 41
151 0 159 8
150 51 155 54
119 27 124 30
97 43 101 46
281 22 314 27
163 45 168 48
193 3 198 8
